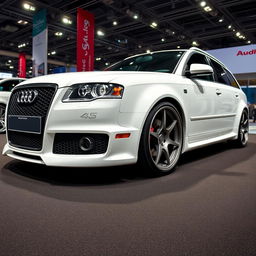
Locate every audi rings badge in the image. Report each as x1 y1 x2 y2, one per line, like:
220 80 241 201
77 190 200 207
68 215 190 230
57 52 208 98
17 90 38 104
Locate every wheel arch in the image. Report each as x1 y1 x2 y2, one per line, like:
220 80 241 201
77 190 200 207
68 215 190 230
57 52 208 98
138 96 187 154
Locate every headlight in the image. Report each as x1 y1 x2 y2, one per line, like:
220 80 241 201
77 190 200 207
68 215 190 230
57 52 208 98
62 83 124 102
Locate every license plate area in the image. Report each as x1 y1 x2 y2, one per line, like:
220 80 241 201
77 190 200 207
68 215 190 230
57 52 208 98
8 115 42 134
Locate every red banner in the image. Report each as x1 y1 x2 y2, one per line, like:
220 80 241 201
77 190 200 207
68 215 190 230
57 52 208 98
18 53 26 78
77 8 94 71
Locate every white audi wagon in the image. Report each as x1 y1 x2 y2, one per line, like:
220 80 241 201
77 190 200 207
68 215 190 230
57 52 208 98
3 47 248 176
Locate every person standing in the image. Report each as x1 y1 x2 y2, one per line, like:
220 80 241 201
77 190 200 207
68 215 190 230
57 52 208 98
252 104 256 123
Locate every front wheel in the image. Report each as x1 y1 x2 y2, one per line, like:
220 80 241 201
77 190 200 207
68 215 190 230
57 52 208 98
233 109 249 147
138 102 183 176
0 104 6 134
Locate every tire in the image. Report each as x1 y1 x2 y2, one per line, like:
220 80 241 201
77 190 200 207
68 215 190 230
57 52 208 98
0 104 6 134
233 109 249 148
138 102 183 176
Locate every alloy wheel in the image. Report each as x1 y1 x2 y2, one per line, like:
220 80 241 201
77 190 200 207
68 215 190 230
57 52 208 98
0 105 6 133
240 110 249 146
148 106 182 171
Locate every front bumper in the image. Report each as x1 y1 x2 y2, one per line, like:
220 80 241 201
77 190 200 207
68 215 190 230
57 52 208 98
3 88 143 167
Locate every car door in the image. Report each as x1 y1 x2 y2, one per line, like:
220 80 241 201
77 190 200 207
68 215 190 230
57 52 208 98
183 53 219 144
209 60 238 132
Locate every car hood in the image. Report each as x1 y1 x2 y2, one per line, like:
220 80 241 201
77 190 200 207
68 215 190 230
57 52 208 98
17 71 181 88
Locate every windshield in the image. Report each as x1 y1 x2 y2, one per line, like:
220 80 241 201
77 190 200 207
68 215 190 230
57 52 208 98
107 51 185 73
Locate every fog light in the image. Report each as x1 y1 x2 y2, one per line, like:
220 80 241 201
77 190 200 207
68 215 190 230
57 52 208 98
79 137 94 151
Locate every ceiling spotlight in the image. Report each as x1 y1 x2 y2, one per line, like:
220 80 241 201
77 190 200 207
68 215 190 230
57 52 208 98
23 2 36 11
236 32 241 37
96 57 101 61
133 14 139 19
228 25 232 29
218 18 224 23
177 46 181 49
51 51 56 55
146 49 151 53
17 20 28 25
150 22 158 28
247 40 251 44
105 62 110 66
97 30 105 36
192 41 199 46
62 16 72 25
138 45 142 48
55 32 63 37
204 6 212 12
9 66 14 69
200 1 207 7
8 60 12 63
161 38 165 42
113 21 118 26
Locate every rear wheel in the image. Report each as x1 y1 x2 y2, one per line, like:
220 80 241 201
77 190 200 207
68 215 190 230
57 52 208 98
0 104 6 134
138 102 183 176
233 109 249 147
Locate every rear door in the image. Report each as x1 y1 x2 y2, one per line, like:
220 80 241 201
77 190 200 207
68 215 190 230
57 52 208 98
209 60 238 132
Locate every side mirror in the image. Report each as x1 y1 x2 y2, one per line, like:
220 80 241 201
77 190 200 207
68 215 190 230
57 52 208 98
189 63 213 76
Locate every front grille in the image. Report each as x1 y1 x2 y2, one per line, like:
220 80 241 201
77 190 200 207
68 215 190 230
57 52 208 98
7 84 57 151
53 133 109 154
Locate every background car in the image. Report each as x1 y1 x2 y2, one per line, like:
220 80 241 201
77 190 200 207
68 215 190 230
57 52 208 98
3 48 248 176
0 78 26 133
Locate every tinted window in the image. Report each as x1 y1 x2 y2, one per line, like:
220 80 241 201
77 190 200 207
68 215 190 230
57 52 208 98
0 80 21 92
210 60 230 85
225 69 240 89
186 53 213 81
107 51 184 73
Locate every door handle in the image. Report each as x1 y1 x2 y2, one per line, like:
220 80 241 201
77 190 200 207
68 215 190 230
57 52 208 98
216 89 222 96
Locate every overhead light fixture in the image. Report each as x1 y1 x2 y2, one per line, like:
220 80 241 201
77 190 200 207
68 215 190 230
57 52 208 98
218 18 224 23
105 62 110 66
113 21 118 26
133 14 139 20
96 57 101 61
51 51 56 55
236 32 241 37
161 38 165 42
192 41 199 46
150 22 158 28
17 20 28 25
23 2 36 11
9 66 14 69
200 1 207 7
97 30 105 36
228 25 232 29
146 49 151 53
18 43 26 48
247 40 251 44
177 46 181 49
48 53 50 56
8 60 12 63
204 6 212 12
62 16 72 25
55 32 63 37
138 45 142 48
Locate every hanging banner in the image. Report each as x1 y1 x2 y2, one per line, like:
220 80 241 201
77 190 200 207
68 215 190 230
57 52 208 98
18 53 26 78
32 9 47 76
77 8 94 71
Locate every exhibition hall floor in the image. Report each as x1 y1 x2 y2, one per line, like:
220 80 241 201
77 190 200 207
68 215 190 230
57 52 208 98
0 134 255 256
